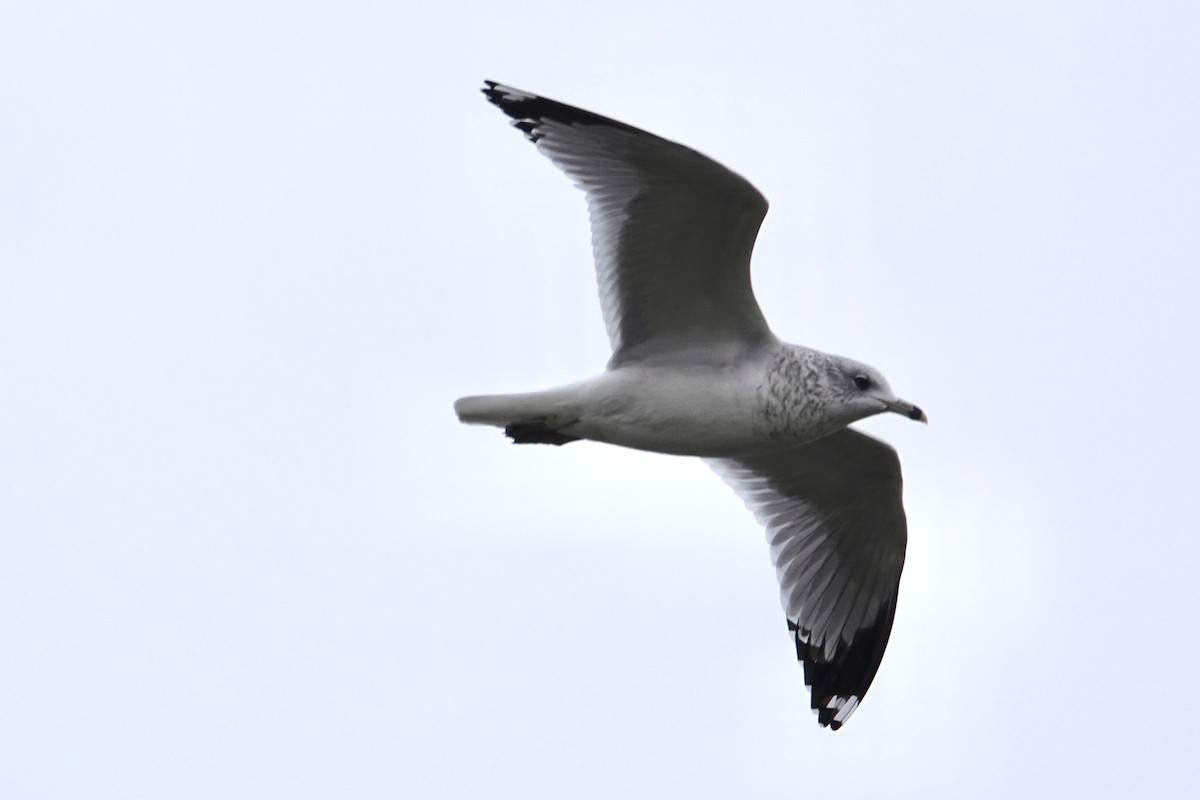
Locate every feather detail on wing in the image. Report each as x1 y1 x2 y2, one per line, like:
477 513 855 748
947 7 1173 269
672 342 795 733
708 429 908 729
483 82 775 365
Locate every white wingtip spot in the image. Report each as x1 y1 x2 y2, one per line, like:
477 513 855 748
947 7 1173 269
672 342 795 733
832 695 859 725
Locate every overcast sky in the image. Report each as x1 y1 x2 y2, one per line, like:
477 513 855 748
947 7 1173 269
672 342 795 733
3 1 1199 797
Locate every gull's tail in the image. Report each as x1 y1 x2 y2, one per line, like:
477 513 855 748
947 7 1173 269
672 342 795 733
454 390 582 446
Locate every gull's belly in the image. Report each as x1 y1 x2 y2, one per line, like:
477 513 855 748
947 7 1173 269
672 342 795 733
567 364 773 457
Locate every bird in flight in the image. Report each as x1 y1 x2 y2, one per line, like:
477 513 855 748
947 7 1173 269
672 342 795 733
455 82 926 729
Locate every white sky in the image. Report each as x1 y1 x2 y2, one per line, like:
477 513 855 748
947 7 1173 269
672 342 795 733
3 1 1199 797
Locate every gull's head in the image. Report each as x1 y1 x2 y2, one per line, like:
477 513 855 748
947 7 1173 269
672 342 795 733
826 356 927 425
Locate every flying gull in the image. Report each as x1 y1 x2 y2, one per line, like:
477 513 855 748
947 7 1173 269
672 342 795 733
455 82 926 729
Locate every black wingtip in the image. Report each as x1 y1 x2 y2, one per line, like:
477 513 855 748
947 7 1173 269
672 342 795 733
481 81 526 114
787 603 897 730
481 82 514 124
479 80 645 143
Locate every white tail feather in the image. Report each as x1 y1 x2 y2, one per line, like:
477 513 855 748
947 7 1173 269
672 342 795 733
454 390 575 428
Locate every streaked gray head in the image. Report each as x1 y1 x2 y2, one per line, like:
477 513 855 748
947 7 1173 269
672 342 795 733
759 346 926 445
818 354 927 425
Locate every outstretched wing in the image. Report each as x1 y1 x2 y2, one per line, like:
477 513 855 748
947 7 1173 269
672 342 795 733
482 82 775 366
707 429 908 729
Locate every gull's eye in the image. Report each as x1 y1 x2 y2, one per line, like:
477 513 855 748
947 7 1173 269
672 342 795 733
853 374 872 390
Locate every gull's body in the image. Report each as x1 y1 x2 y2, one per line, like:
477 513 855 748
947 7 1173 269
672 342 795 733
455 82 925 729
460 344 894 458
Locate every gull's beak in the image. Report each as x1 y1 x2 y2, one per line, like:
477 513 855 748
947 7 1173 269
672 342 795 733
885 398 928 423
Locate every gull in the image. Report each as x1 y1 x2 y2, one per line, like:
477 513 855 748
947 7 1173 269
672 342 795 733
455 82 926 729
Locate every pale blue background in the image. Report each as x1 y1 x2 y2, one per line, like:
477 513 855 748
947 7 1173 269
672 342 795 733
3 1 1198 797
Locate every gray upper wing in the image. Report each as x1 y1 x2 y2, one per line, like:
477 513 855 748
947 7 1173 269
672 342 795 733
707 429 908 729
482 82 775 366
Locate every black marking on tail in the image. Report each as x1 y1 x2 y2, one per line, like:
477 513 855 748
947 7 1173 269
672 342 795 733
504 421 581 446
